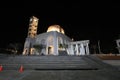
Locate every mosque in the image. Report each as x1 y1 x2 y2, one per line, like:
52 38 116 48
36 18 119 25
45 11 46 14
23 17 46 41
22 16 90 55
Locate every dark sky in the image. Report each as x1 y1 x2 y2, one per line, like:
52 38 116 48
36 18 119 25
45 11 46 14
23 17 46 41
0 1 120 53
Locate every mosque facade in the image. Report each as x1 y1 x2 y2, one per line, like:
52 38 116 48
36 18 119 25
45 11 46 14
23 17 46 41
22 16 90 55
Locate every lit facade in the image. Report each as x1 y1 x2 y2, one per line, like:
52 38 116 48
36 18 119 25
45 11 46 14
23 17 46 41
23 16 90 55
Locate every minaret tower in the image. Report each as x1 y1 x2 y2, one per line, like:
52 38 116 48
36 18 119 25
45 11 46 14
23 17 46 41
28 16 39 38
23 16 39 55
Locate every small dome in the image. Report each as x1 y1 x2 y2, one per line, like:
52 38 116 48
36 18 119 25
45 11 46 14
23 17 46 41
47 25 65 34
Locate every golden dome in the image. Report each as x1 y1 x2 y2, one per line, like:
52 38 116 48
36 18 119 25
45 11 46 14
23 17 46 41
47 25 65 34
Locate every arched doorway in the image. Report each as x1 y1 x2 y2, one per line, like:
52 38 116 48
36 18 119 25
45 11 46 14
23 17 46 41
48 46 53 55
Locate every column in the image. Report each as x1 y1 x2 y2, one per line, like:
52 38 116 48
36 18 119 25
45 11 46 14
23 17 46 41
79 44 82 55
75 44 79 55
53 32 58 55
80 43 85 55
70 44 74 55
85 43 89 55
46 38 49 55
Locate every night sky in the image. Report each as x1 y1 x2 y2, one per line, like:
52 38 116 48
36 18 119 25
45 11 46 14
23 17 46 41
0 1 120 53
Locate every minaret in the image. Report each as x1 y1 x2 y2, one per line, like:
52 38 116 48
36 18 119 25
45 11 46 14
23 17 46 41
23 16 39 55
28 16 39 38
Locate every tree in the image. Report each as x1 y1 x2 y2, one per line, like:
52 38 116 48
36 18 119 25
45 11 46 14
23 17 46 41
91 44 98 54
7 43 22 55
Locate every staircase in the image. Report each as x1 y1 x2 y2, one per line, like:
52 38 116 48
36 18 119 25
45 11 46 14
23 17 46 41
1 54 120 80
58 50 68 56
0 55 99 70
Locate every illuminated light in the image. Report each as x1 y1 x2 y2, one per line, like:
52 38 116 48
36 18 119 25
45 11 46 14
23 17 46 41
30 18 32 22
34 19 37 22
72 38 74 41
30 48 35 55
23 48 28 55
47 25 65 34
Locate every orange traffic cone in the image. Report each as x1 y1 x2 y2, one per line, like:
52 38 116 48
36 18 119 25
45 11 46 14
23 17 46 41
19 65 24 73
0 65 3 72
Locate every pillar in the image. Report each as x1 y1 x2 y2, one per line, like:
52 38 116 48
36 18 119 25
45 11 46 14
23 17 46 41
75 44 79 55
85 43 89 55
70 44 74 55
80 43 85 55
